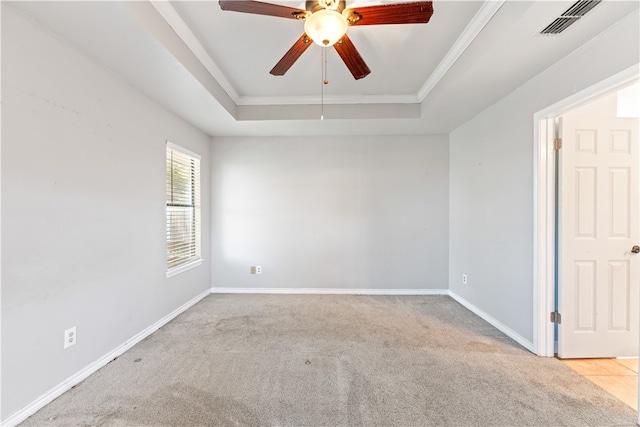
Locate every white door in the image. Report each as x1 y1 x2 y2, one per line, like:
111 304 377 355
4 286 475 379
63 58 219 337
558 94 640 359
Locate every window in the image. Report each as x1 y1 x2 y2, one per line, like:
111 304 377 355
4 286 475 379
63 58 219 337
166 142 201 276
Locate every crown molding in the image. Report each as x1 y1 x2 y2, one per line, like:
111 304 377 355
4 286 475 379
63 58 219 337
417 0 505 102
237 93 420 106
150 0 504 109
149 0 240 101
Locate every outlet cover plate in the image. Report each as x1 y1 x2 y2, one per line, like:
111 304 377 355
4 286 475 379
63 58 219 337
64 326 77 349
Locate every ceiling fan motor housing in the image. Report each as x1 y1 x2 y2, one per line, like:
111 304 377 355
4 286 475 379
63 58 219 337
306 0 346 14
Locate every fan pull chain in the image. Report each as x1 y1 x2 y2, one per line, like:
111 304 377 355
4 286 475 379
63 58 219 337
323 46 329 85
321 47 325 120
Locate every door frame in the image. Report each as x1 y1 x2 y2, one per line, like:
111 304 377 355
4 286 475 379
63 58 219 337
533 65 640 358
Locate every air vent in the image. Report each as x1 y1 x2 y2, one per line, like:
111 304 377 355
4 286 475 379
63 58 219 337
540 0 601 35
563 0 601 17
540 17 580 34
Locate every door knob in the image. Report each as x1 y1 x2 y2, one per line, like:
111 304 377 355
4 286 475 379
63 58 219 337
632 245 640 254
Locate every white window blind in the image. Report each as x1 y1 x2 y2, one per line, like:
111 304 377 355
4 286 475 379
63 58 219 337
166 142 201 271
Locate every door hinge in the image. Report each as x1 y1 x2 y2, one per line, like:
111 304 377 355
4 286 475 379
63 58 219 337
550 311 562 324
554 138 563 150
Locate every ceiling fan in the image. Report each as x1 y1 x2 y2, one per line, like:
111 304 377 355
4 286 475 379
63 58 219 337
219 0 434 80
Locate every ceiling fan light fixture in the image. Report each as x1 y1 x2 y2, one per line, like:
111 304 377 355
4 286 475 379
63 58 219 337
304 9 348 46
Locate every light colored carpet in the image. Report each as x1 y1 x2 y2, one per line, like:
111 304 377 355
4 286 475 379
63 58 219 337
21 294 637 426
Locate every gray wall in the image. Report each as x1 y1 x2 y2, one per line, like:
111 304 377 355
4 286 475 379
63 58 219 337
1 5 211 419
210 135 449 291
449 13 639 343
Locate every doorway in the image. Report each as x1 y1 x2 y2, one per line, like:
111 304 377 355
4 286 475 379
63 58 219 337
534 65 640 357
533 65 640 420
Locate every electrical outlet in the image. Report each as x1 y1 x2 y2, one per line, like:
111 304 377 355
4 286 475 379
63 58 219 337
256 266 262 275
462 274 468 285
64 327 77 349
250 266 256 274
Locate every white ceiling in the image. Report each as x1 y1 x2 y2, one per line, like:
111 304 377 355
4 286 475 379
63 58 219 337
9 0 640 136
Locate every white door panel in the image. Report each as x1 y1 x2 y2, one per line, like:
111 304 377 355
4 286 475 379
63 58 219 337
558 102 639 359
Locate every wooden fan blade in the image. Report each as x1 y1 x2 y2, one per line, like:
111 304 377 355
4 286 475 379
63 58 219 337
270 34 313 76
219 0 308 20
333 34 370 80
344 1 433 26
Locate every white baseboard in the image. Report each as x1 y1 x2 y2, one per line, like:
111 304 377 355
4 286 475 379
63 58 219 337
1 289 211 427
210 287 449 296
448 290 534 353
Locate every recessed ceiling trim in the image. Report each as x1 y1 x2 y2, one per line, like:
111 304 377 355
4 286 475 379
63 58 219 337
154 0 503 109
154 0 506 109
236 102 421 121
150 0 240 101
238 94 420 106
417 0 505 102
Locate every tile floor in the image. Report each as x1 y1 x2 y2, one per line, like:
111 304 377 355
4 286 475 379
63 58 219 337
560 358 638 410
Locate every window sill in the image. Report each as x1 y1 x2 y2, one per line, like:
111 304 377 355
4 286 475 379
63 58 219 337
166 258 203 278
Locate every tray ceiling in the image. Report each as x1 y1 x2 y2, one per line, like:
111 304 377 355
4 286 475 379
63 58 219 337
8 1 639 136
